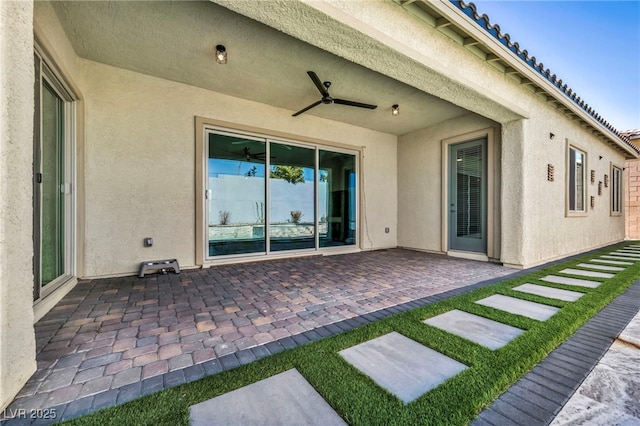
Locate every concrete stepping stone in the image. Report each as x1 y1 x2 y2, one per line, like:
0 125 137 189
540 275 601 288
475 294 559 321
591 258 633 266
540 275 602 288
600 255 639 262
559 268 614 279
513 283 584 302
189 369 346 426
616 249 640 255
610 251 640 258
423 309 524 350
339 331 467 404
576 263 624 272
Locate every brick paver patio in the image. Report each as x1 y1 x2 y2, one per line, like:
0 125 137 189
6 249 514 416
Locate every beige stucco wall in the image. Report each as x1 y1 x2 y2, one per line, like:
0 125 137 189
76 60 396 276
517 104 626 267
0 0 37 410
397 114 501 258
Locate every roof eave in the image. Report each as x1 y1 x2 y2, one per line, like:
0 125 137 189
409 0 638 159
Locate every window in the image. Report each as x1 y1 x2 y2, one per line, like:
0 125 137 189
611 165 622 214
567 145 587 214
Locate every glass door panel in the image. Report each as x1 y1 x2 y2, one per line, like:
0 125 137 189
319 150 356 247
449 138 487 253
40 82 65 286
208 133 266 256
269 142 315 252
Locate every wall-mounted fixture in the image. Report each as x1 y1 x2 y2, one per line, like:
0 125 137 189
215 45 227 64
599 155 603 160
590 170 596 184
604 174 609 187
598 181 603 196
549 133 555 140
590 196 595 209
391 104 399 116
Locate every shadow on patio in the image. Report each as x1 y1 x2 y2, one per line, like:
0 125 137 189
7 249 515 418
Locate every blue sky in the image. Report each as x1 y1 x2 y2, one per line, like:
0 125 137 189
474 1 640 131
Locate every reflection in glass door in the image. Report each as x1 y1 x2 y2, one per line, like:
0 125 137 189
269 142 315 251
449 138 487 253
39 82 66 287
319 150 356 247
208 133 266 256
206 129 357 258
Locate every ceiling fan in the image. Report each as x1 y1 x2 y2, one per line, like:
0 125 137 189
292 71 378 117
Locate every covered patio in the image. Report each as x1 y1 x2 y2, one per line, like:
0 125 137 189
7 250 514 416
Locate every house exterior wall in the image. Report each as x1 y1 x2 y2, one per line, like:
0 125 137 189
34 1 398 277
0 0 37 410
625 158 640 239
518 101 626 267
397 114 501 259
78 60 396 277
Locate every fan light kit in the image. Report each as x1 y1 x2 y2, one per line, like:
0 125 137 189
391 104 399 116
292 71 377 117
215 45 227 64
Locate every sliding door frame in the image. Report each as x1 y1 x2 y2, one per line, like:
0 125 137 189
195 117 361 266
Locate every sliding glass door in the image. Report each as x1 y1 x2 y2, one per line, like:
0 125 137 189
208 133 266 256
319 150 356 247
269 142 315 252
34 50 75 301
205 129 357 258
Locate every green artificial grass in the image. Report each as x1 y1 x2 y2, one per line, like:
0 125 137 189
63 243 640 426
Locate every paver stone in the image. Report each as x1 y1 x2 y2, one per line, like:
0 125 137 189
423 310 524 350
475 295 559 321
189 369 346 425
339 331 467 404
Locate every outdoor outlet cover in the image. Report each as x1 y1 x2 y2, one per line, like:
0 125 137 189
144 238 153 247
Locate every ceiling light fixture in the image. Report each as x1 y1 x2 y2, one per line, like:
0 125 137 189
215 45 227 64
391 104 399 116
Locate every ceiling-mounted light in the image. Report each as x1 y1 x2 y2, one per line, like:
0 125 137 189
391 104 399 116
215 45 227 64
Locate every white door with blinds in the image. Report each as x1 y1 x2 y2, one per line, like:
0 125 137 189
449 138 487 253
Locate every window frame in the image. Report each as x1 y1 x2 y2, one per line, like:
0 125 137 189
565 141 588 217
610 163 623 216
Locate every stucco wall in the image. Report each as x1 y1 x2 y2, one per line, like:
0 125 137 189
75 60 396 277
518 103 626 267
397 114 501 257
0 0 37 410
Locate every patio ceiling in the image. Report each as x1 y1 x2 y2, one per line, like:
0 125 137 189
50 1 469 136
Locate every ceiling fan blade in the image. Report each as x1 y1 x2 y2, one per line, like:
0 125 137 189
292 100 322 117
333 99 377 110
307 71 329 97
